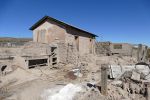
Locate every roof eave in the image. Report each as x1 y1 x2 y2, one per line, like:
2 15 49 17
29 16 49 30
29 16 98 37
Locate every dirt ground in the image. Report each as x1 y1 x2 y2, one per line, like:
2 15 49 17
0 54 148 100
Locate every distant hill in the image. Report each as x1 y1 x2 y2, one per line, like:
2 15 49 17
0 37 32 42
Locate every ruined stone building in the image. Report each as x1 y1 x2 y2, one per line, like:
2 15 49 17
110 43 133 56
20 16 98 68
110 43 148 62
96 42 149 62
96 42 139 57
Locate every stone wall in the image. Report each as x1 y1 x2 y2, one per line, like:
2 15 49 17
0 42 25 47
95 42 141 57
0 48 21 56
21 42 51 56
95 42 111 56
57 42 78 65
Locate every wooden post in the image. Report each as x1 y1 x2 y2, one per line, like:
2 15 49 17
25 60 29 69
145 82 150 100
137 44 142 62
147 87 150 100
101 64 108 96
143 46 148 62
47 56 50 67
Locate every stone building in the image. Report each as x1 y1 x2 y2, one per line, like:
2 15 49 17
30 16 97 55
25 16 97 67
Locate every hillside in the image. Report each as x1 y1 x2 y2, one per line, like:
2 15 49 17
0 37 32 42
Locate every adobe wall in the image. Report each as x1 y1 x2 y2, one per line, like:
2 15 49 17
33 21 66 43
65 27 95 55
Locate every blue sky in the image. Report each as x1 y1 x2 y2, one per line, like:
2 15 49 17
0 0 150 45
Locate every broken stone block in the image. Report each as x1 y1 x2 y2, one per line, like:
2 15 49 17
72 69 83 77
111 81 123 88
131 71 140 81
135 65 150 77
109 65 122 79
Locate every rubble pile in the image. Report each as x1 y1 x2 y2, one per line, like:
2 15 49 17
107 69 149 100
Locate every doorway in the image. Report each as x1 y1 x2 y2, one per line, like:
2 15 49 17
74 36 79 51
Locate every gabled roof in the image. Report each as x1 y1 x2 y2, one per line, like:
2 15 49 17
29 16 98 37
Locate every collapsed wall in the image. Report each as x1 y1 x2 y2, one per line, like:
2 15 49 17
96 42 150 63
20 42 57 68
16 41 79 68
0 47 22 69
95 42 111 56
57 42 79 65
110 43 133 56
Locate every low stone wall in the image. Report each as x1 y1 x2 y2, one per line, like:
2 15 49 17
0 42 26 48
0 48 22 56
